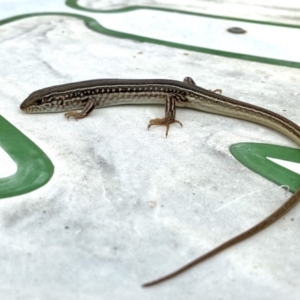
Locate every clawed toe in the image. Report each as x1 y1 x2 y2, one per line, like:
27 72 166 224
65 111 80 120
148 117 182 137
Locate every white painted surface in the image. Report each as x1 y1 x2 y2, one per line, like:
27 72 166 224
1 1 300 300
1 0 300 62
0 146 17 177
98 10 300 61
267 158 300 175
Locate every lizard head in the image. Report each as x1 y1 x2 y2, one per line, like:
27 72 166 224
20 87 59 113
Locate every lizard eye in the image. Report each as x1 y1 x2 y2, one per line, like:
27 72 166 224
36 99 43 105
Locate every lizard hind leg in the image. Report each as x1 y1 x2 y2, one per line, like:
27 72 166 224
210 88 222 94
183 76 197 85
183 76 222 94
184 76 222 94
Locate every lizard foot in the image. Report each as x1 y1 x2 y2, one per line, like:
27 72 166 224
148 117 182 137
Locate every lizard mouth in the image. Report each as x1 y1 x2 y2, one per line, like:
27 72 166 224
20 101 28 112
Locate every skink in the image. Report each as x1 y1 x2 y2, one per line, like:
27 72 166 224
20 77 300 287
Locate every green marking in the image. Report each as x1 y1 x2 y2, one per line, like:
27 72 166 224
0 116 54 199
230 143 300 193
66 0 300 29
0 2 299 68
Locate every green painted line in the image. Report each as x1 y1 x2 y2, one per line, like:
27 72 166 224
66 0 300 29
0 3 299 69
0 116 54 199
230 143 300 193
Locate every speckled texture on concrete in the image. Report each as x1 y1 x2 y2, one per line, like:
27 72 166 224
1 1 300 300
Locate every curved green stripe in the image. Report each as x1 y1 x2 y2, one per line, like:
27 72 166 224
230 143 300 193
66 0 300 29
0 116 54 199
0 9 299 69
